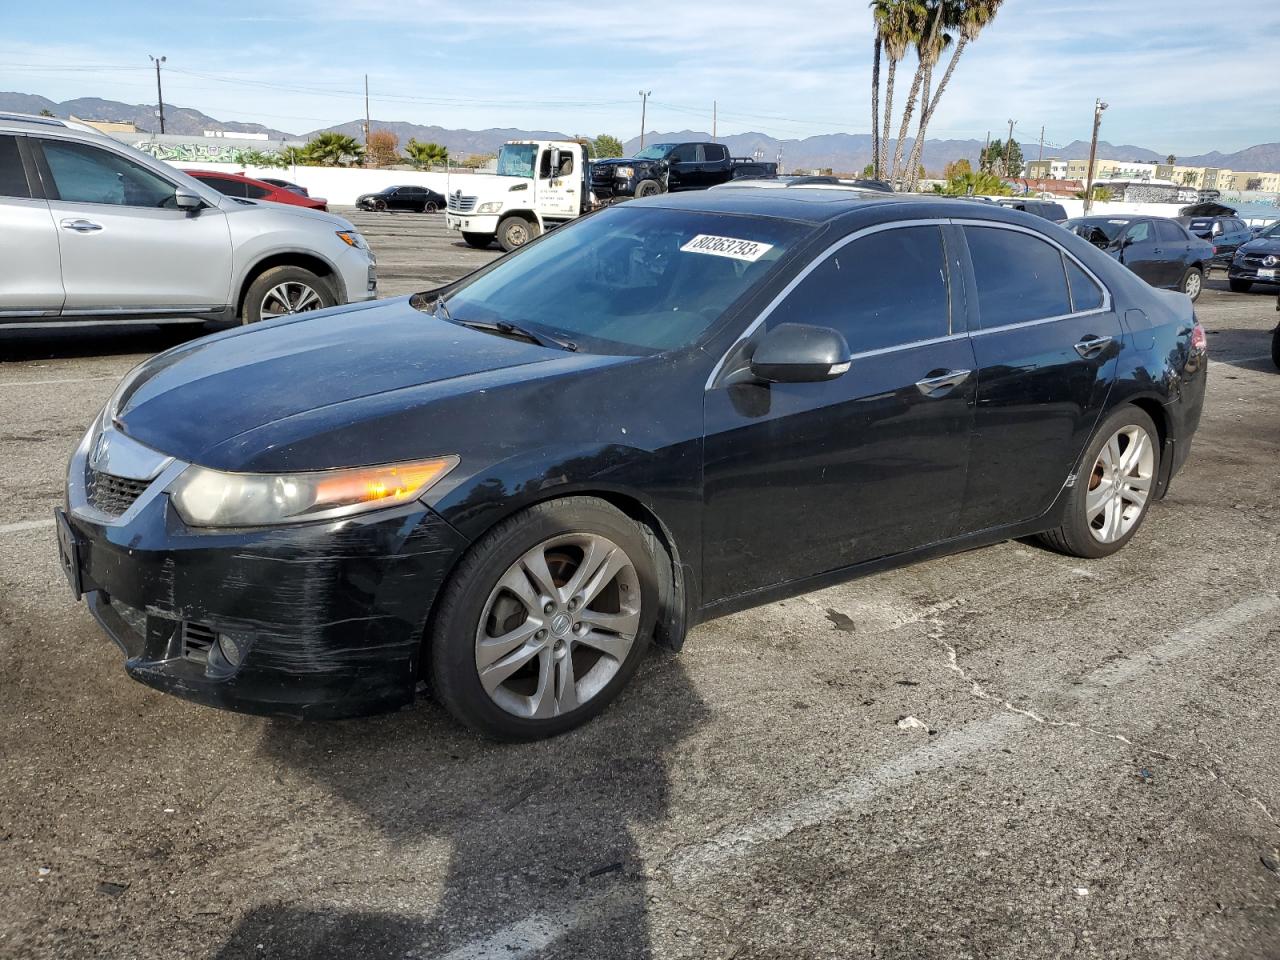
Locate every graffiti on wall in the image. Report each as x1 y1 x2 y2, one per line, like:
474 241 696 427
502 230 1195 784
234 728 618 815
131 140 266 163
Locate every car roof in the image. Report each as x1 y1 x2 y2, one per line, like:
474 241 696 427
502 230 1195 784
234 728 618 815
0 111 107 137
186 169 276 188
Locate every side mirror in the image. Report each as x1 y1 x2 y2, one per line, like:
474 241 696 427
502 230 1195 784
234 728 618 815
174 189 203 211
750 323 851 384
547 150 561 179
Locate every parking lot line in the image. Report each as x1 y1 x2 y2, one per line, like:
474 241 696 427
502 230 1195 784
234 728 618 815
422 592 1280 959
0 518 55 535
0 376 118 388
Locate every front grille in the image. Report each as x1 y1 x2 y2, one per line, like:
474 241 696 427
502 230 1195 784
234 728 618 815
181 621 218 662
1241 254 1278 267
447 194 477 213
87 469 149 517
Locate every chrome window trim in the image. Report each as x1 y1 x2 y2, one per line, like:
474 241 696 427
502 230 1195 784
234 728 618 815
705 218 954 390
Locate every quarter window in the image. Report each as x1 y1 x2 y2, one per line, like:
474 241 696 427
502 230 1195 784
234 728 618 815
1065 259 1105 312
41 140 177 207
769 225 951 351
0 135 31 199
963 226 1072 327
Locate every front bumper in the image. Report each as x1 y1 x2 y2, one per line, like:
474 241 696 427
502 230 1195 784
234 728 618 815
60 431 470 719
445 213 499 234
1228 262 1280 285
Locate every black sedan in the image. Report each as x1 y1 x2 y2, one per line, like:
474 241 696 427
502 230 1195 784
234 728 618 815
356 184 446 213
1228 219 1280 292
56 190 1207 740
1063 216 1214 300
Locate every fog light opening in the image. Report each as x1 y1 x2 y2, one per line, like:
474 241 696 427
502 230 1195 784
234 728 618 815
218 633 245 668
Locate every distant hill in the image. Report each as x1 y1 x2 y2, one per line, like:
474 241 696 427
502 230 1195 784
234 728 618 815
4 90 1278 174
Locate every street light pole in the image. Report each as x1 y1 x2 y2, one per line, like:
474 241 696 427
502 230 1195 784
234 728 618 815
638 90 651 150
1083 98 1108 215
149 55 166 134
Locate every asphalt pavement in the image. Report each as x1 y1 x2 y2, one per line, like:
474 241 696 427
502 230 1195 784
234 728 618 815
1 209 1278 960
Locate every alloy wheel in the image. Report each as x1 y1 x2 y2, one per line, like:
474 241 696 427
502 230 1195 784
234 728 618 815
1184 271 1202 299
259 282 323 320
475 533 641 719
1086 424 1155 544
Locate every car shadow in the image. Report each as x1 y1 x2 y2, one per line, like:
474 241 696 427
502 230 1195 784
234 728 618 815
211 650 709 959
0 323 209 363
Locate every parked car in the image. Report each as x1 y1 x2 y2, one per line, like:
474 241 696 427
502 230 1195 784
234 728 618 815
258 176 310 197
1062 216 1213 300
0 112 375 327
357 185 446 213
994 198 1068 222
1227 219 1280 292
186 169 328 211
57 188 1206 739
591 141 777 199
1176 214 1254 271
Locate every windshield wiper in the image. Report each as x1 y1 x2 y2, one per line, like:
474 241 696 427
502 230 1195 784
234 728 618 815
455 318 578 352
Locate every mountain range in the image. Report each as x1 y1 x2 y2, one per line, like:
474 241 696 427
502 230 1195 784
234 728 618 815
6 91 1279 174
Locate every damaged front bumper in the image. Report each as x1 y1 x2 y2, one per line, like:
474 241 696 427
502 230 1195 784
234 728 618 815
59 429 470 719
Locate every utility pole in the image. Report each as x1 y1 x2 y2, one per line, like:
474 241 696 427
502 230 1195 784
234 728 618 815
981 130 990 172
149 55 166 134
712 100 717 142
1083 98 1108 215
1038 125 1045 163
364 74 371 150
1004 118 1016 177
638 91 651 150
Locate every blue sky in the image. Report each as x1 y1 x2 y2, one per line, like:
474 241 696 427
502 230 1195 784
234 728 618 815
3 0 1277 154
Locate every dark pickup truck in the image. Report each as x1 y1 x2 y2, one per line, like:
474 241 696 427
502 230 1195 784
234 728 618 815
591 141 777 199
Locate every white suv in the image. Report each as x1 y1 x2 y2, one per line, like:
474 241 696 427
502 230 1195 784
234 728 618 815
0 113 376 328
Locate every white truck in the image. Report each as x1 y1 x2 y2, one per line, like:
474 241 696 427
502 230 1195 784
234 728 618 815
445 139 595 252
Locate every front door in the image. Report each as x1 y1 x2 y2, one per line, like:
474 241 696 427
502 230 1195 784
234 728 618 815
702 223 975 603
957 223 1122 532
0 134 63 315
35 137 234 314
536 148 579 220
667 144 699 191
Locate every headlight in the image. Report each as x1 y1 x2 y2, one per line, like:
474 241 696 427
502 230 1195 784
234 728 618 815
477 201 503 214
336 230 367 249
169 456 459 528
614 166 635 179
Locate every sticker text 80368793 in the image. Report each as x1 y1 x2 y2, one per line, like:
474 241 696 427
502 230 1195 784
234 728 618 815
680 234 775 263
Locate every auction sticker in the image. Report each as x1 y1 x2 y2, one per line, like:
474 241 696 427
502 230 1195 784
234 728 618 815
680 234 774 262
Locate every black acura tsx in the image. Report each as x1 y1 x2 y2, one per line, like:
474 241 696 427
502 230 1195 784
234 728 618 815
57 188 1207 740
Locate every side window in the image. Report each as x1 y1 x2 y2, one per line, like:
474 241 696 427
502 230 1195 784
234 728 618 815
1230 219 1247 234
41 140 176 207
964 226 1072 327
538 150 552 179
0 135 32 199
206 176 246 198
1124 221 1152 244
670 144 698 163
558 154 574 176
706 144 728 163
1065 259 1105 312
768 225 951 352
1155 221 1185 243
243 182 270 199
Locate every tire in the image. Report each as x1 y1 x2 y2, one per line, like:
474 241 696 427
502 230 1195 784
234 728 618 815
240 265 337 325
1038 406 1160 559
423 201 438 213
1229 278 1253 293
1180 267 1204 301
634 179 662 198
462 232 494 249
429 497 660 740
497 216 540 252
373 199 387 212
1271 324 1280 371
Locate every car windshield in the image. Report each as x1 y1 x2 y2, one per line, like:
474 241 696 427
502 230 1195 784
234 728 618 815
1186 220 1214 238
634 144 675 160
496 143 537 178
1259 221 1280 238
1063 218 1128 247
377 186 398 195
431 206 806 354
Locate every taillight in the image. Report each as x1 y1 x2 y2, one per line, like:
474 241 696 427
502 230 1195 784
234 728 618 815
1190 322 1207 353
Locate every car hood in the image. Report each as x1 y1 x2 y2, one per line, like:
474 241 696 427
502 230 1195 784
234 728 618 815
114 297 623 469
220 196 355 231
1240 236 1280 255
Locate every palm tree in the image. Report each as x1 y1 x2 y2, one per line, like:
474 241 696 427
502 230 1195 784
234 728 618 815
904 1 955 189
873 0 916 183
279 146 309 167
870 22 882 179
889 1 938 186
302 132 364 167
404 139 450 169
908 0 1003 188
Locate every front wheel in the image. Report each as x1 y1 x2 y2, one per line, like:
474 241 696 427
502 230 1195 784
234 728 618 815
372 199 387 212
428 497 659 740
634 179 662 198
240 265 336 324
1229 278 1253 293
462 232 494 249
1038 406 1160 559
1181 267 1204 301
497 216 540 252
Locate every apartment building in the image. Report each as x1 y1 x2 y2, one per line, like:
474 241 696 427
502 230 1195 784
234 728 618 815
1026 158 1277 193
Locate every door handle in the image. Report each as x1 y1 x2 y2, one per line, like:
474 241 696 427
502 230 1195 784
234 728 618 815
60 219 103 233
1074 335 1114 358
915 369 971 397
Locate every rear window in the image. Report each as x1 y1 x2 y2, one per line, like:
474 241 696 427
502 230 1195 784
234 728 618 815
1155 221 1187 243
964 226 1072 327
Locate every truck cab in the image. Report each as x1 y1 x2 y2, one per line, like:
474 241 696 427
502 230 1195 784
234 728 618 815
445 140 592 251
591 142 777 199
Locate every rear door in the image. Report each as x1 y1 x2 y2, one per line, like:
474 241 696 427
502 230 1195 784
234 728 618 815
0 134 64 316
35 137 234 314
956 222 1122 531
1154 220 1194 272
702 222 976 599
1117 220 1170 286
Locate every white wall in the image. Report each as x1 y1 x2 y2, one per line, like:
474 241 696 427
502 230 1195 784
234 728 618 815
167 161 484 206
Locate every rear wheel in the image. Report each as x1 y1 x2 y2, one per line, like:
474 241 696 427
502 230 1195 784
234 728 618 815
240 265 336 325
423 200 439 213
1228 278 1253 293
497 216 540 252
1180 267 1203 301
429 497 659 740
1038 406 1160 559
462 232 494 249
634 179 662 198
